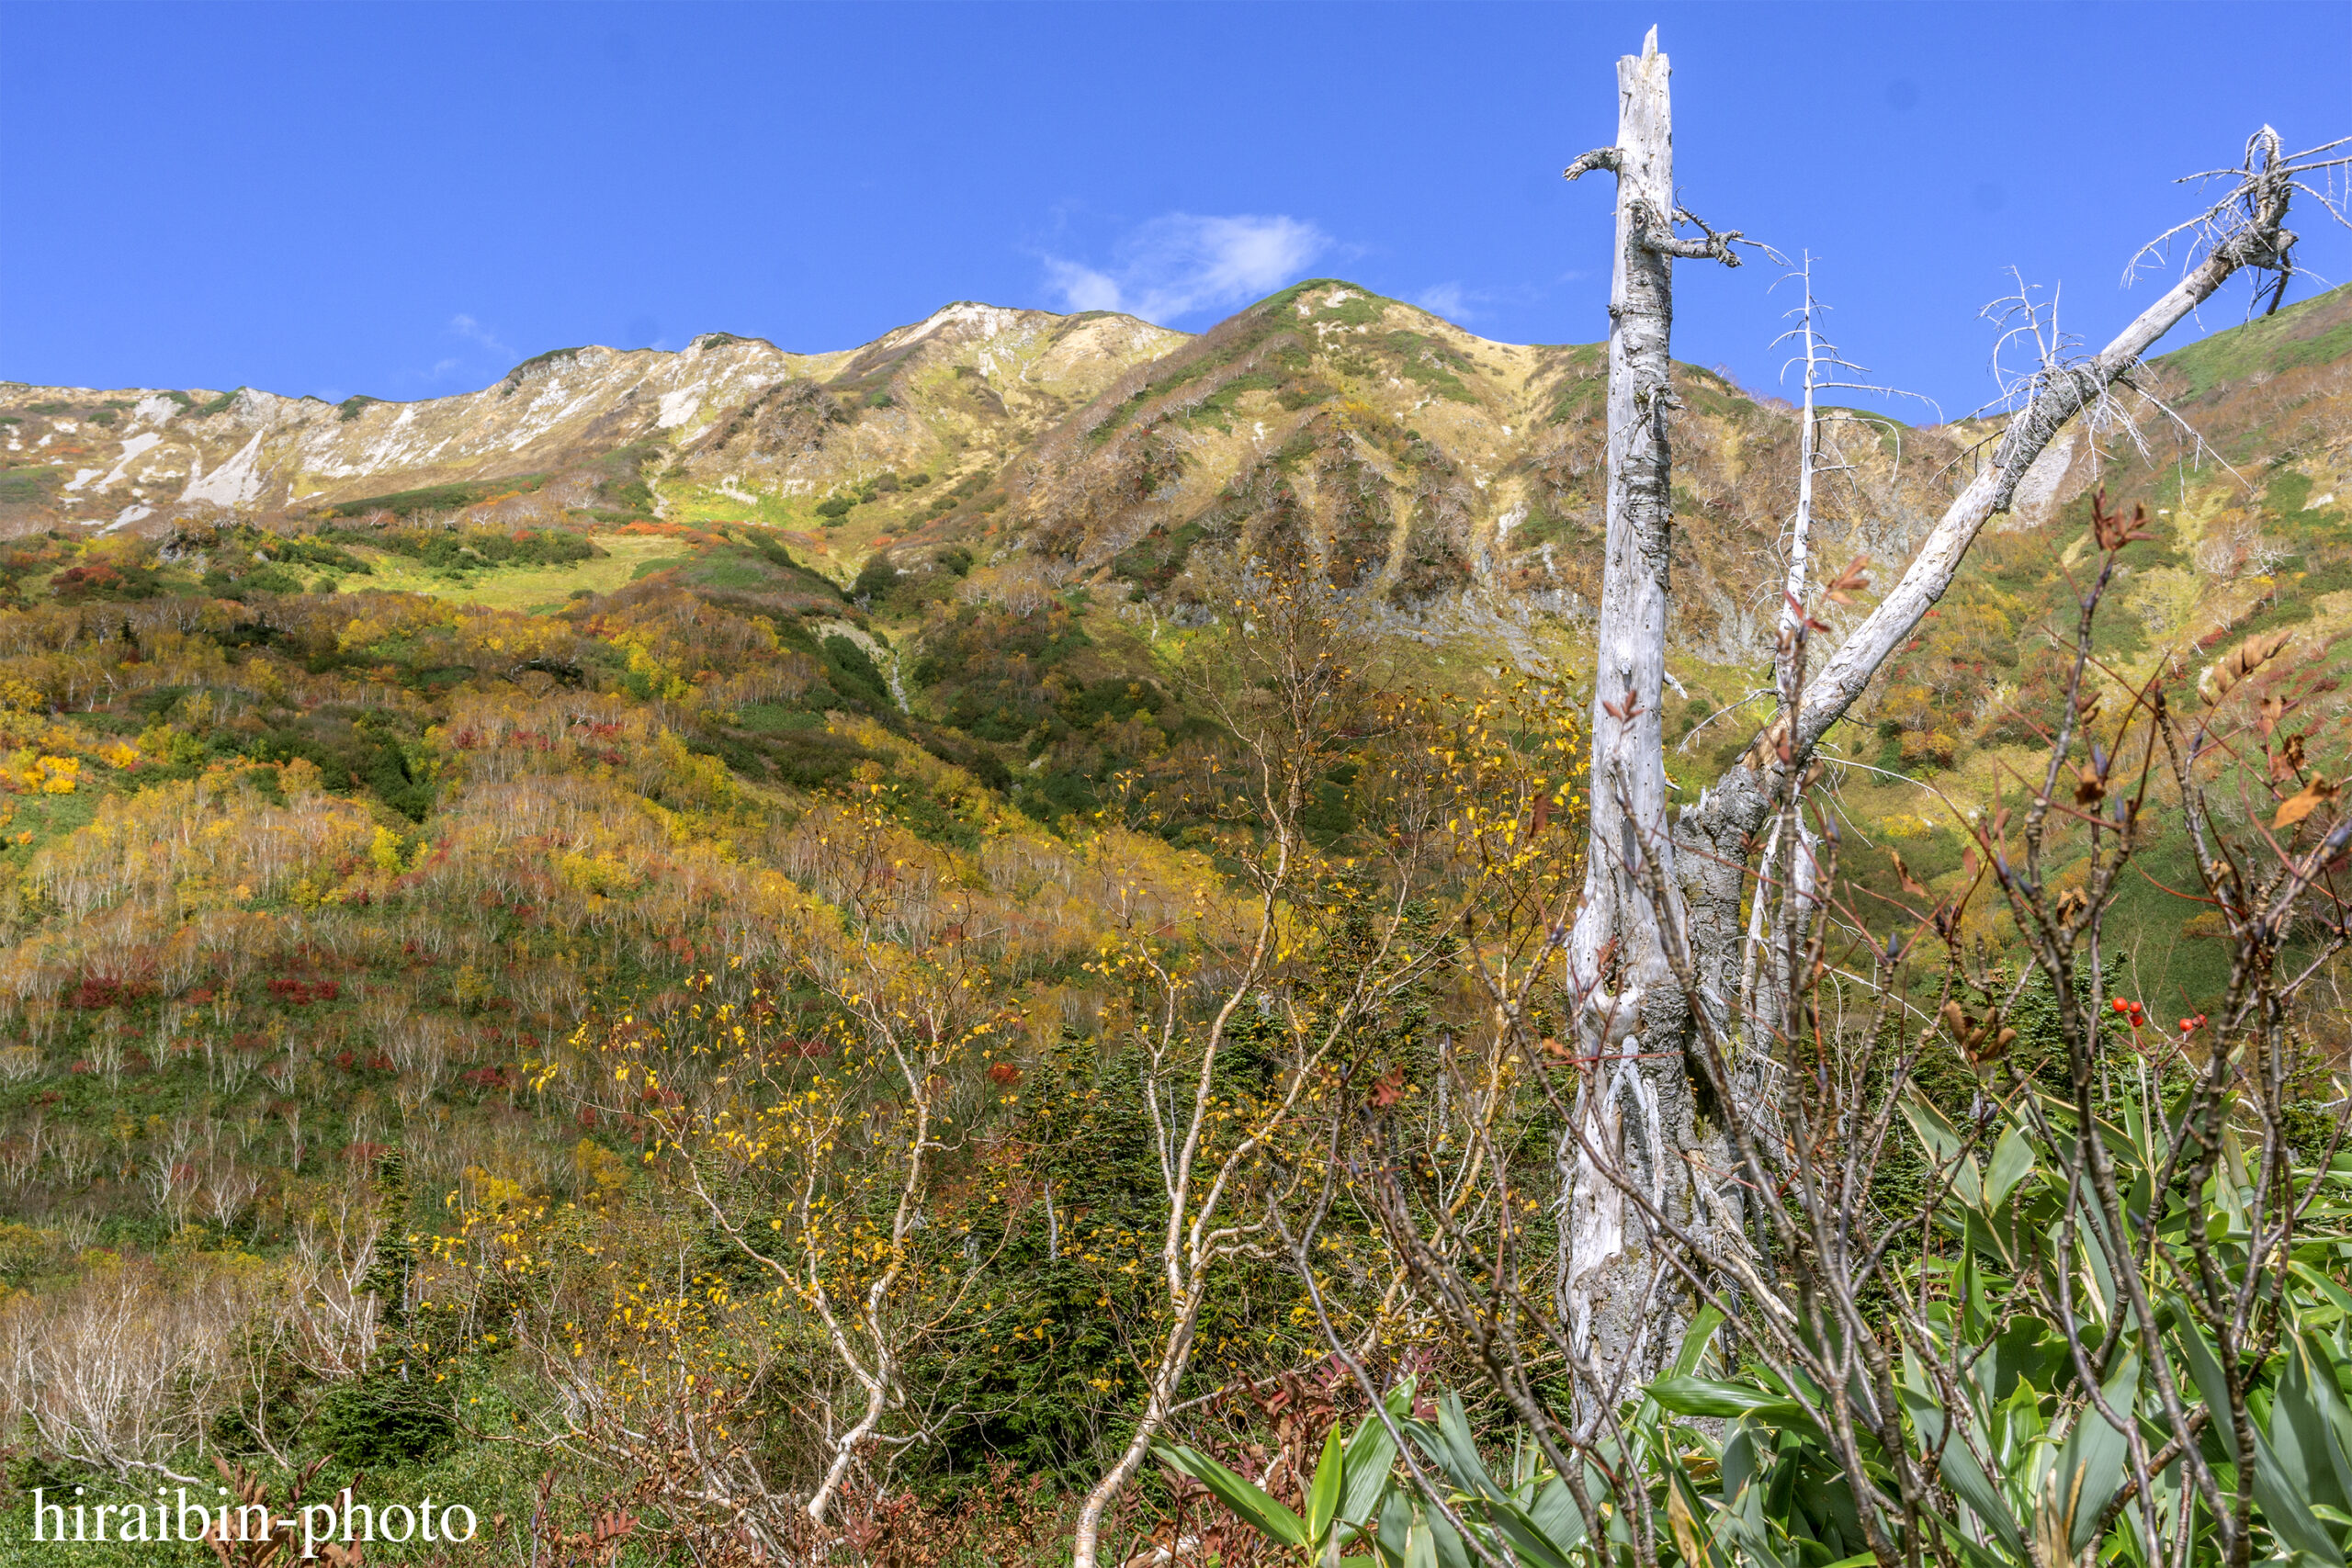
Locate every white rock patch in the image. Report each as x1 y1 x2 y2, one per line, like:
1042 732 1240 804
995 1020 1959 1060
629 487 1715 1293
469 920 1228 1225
182 430 269 508
899 302 1023 347
90 433 164 491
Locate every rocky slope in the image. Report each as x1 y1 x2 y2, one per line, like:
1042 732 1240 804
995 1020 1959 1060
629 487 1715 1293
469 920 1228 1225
1 281 2348 1032
0 302 1180 537
5 281 2347 680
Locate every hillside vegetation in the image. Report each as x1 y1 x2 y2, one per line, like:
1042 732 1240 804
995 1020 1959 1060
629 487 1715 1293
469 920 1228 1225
0 278 2347 1562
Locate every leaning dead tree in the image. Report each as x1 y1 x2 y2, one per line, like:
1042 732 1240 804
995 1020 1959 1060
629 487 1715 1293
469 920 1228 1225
1555 29 2341 1400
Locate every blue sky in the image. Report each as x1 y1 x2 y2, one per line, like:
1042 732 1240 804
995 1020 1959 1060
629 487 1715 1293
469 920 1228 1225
3 1 2346 419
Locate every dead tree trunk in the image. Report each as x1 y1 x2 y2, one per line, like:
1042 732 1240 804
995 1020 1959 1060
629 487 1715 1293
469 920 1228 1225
1556 26 1743 1408
1558 65 2319 1405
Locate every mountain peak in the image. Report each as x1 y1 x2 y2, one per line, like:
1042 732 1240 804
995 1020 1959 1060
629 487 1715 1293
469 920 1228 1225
686 332 782 356
892 301 1033 347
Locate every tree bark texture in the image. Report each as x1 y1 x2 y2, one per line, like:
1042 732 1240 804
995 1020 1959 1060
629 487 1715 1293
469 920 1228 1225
1560 29 1737 1409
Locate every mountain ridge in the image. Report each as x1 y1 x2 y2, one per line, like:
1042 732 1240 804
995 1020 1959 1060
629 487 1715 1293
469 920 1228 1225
4 279 2346 679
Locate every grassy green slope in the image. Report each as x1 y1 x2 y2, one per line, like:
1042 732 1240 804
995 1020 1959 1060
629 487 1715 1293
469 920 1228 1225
2154 280 2352 399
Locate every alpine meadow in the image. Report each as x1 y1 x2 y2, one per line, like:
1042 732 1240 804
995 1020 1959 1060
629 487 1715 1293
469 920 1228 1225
6 25 2352 1568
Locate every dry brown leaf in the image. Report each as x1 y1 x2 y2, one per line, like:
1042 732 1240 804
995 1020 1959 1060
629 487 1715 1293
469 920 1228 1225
2212 630 2293 704
1825 556 1872 604
2089 487 2159 552
1739 714 1792 772
2273 775 2337 831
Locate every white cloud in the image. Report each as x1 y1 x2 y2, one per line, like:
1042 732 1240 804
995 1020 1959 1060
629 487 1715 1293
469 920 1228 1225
1042 258 1127 315
1416 282 1471 321
449 313 515 362
1043 213 1330 325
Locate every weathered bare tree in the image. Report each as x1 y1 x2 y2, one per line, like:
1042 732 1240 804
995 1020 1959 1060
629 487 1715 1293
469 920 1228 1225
1555 28 2342 1403
1349 487 2352 1567
1554 24 1747 1403
669 942 1008 1538
1069 561 1451 1568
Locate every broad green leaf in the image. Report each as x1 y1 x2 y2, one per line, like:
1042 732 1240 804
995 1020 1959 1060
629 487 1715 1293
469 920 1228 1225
2171 1300 2242 1463
2274 1333 2352 1519
1929 1524 2016 1568
1650 1374 1804 1422
2303 1330 2352 1513
2251 1421 2339 1562
1376 1485 1414 1568
2075 1226 2120 1327
2047 1349 2138 1555
2170 1309 2344 1562
1412 1392 1502 1502
1524 1476 1586 1555
1984 1123 2037 1209
2291 1262 2352 1318
1900 1381 2024 1556
1674 1304 1727 1378
1904 1096 1984 1208
1425 1509 1470 1568
1154 1442 1306 1547
1502 1428 1533 1493
1718 1420 1759 1505
1978 1316 2060 1405
1337 1412 1400 1532
1803 1458 1871 1556
1471 1489 1579 1568
1307 1427 1345 1545
1961 1246 1995 1341
1721 1479 1798 1568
